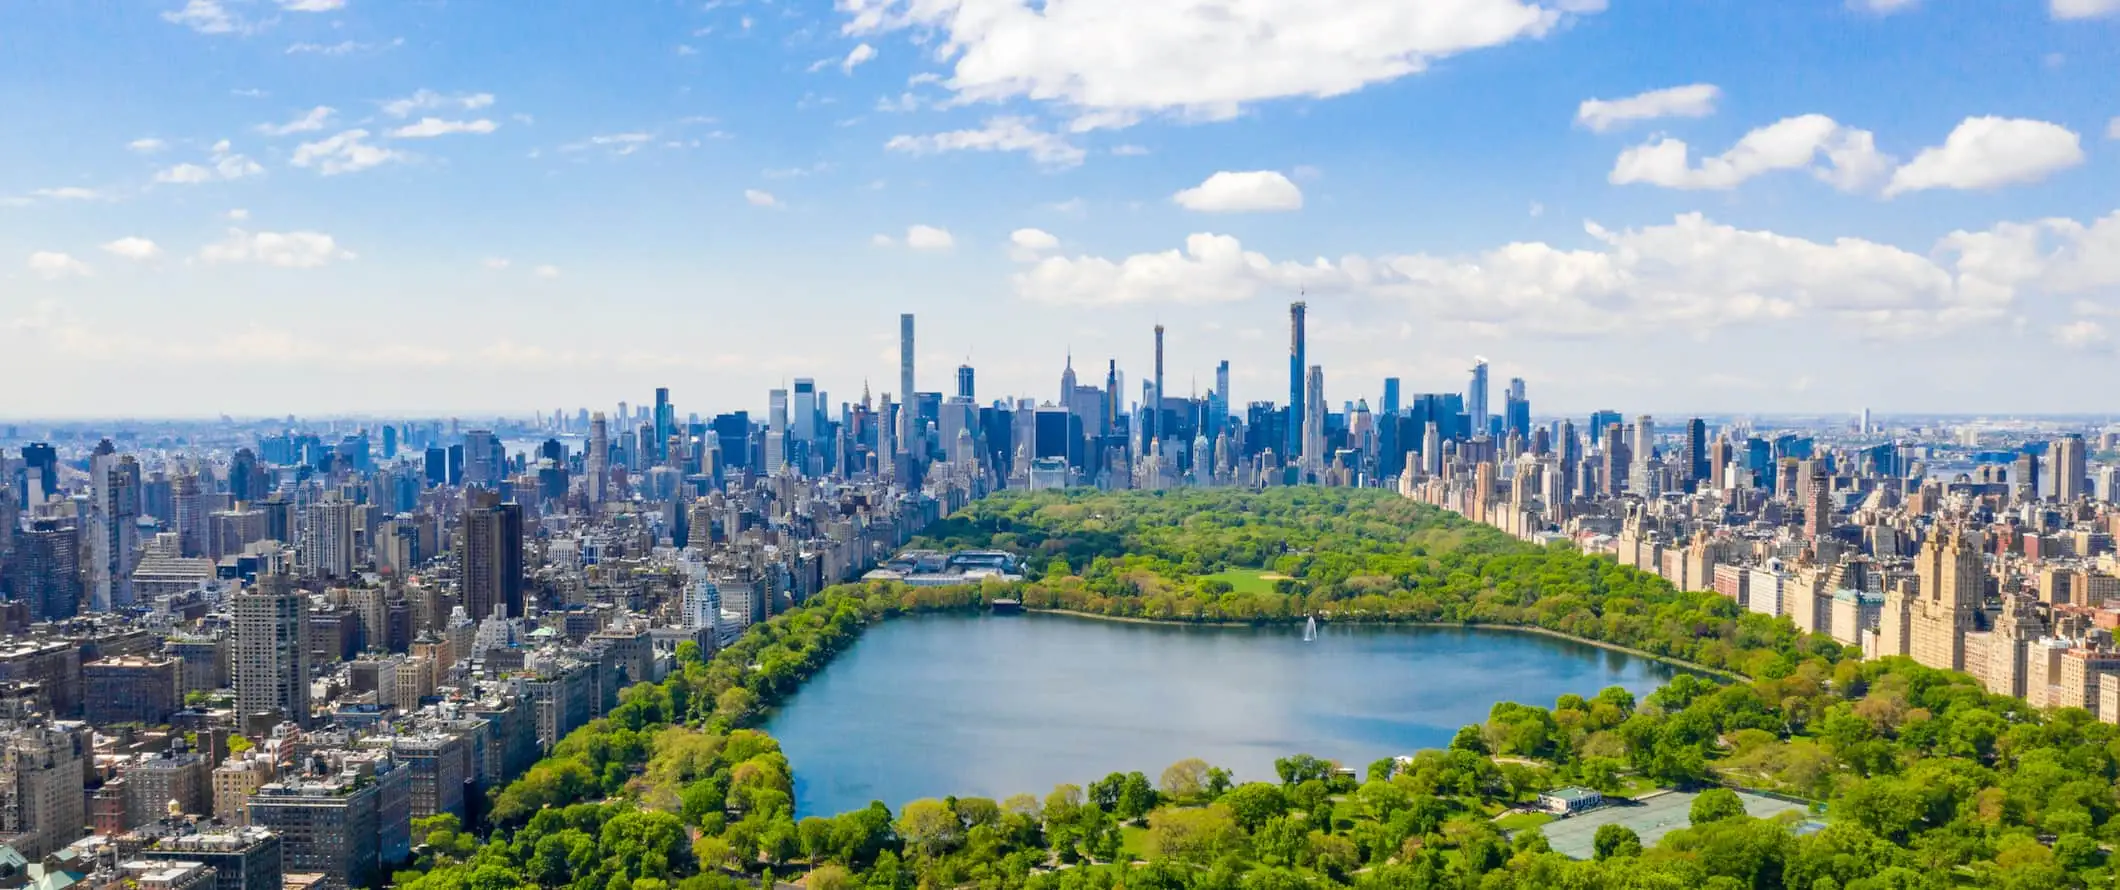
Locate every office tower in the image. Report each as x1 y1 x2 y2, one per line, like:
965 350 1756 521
766 388 790 474
1302 365 1326 475
300 497 358 579
653 387 672 463
1213 360 1231 434
1632 414 1655 464
18 443 56 505
12 519 81 621
2053 434 2087 502
1105 360 1121 431
1803 462 1831 539
462 490 524 619
1681 418 1709 491
1600 422 1629 496
792 378 818 447
1059 354 1077 407
381 424 397 459
1422 421 1442 476
1467 358 1490 438
1287 302 1306 461
170 472 207 558
446 444 464 486
586 412 610 502
422 446 446 488
956 365 974 401
898 313 916 455
234 575 312 726
1503 378 1530 441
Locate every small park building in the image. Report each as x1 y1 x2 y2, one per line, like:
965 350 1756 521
1539 786 1605 815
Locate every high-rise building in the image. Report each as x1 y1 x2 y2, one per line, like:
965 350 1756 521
233 575 312 727
171 472 207 558
1287 302 1306 462
956 365 974 401
299 498 359 579
90 442 141 611
586 412 610 503
461 490 524 620
766 388 790 474
1149 324 1165 449
1682 418 1709 491
898 313 916 456
0 721 91 857
653 387 673 463
11 520 80 621
2054 434 2087 502
792 379 818 445
1467 358 1490 439
461 430 503 488
1503 377 1529 440
1302 365 1326 477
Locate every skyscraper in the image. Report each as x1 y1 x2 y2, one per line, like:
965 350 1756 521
898 313 916 456
1150 324 1165 448
653 387 673 463
12 519 80 621
2054 434 2087 502
1302 365 1326 477
792 379 818 447
1288 302 1306 461
1213 360 1231 434
90 442 140 611
956 364 975 401
1467 358 1490 439
234 574 312 726
766 388 790 474
586 412 609 503
1503 378 1530 440
1683 418 1709 491
300 497 358 579
462 490 524 619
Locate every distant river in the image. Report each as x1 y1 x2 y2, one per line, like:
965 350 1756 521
764 613 1677 816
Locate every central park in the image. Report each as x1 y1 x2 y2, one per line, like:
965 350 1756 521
397 488 2120 890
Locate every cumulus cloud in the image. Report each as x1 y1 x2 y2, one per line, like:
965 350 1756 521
842 43 877 74
1008 227 1060 261
199 229 354 267
1007 211 2116 337
277 0 346 11
287 38 403 55
151 142 265 184
839 0 1596 126
2051 0 2119 18
26 251 91 280
291 130 407 175
744 189 781 208
387 117 499 138
1173 170 1305 212
482 257 512 270
533 265 561 279
1575 84 1720 132
100 237 161 260
1851 0 1919 13
1884 116 2084 196
381 90 496 118
2054 320 2111 351
1610 114 1890 192
128 138 168 153
31 187 111 201
885 117 1085 167
257 106 335 136
162 0 246 34
905 225 955 250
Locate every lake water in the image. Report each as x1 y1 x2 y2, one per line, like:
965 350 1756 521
765 613 1677 816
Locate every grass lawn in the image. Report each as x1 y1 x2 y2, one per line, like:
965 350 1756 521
1615 775 1662 797
1495 812 1555 832
1119 825 1148 860
1204 568 1291 595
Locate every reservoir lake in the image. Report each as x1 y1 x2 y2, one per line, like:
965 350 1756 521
765 612 1677 816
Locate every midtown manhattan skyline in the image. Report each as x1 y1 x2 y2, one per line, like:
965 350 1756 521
3 0 2119 417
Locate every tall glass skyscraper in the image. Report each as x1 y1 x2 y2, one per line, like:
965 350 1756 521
1287 301 1306 461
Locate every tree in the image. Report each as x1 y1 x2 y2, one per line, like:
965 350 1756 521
806 864 855 890
1116 772 1159 820
1222 783 1290 832
1274 754 1334 786
1159 758 1213 802
1690 788 1746 825
1593 824 1642 861
895 799 964 858
1143 804 1242 864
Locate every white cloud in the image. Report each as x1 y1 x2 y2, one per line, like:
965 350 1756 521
26 251 91 280
1885 116 2084 196
291 130 407 175
128 138 168 154
1575 84 1720 132
2054 320 2111 351
744 189 781 208
227 208 250 221
257 106 335 136
277 0 346 10
288 39 379 55
482 257 511 270
152 141 265 185
162 0 245 34
100 237 161 260
199 228 355 267
842 43 877 74
1529 201 1545 218
870 234 897 247
1851 0 1919 13
533 264 561 279
1009 227 1060 261
31 187 111 201
388 117 499 138
905 225 955 250
1009 212 2080 337
885 116 1084 167
2051 0 2119 19
1111 144 1150 157
839 0 1595 126
2110 117 2120 140
1173 170 1305 212
381 90 496 118
1610 114 1891 192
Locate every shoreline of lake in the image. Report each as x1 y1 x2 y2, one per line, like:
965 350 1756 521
1020 607 1743 682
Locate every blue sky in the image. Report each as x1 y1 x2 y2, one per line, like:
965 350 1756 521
2 0 2116 419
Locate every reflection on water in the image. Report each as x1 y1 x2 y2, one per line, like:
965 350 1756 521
764 612 1676 816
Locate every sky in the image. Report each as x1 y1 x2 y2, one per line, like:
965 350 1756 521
1 0 2117 420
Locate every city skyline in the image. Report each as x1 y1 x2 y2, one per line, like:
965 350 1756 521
5 2 2120 416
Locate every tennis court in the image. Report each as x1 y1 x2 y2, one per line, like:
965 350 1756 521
1535 789 1811 859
